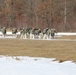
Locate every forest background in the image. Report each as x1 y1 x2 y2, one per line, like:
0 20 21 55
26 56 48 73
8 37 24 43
0 0 76 32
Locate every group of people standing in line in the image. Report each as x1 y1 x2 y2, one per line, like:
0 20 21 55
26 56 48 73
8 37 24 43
0 27 56 39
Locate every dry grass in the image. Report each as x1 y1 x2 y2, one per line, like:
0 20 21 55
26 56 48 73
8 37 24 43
0 36 76 62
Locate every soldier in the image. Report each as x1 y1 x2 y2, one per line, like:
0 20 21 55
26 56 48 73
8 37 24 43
29 28 42 39
43 28 51 39
20 28 26 39
29 28 34 39
25 28 32 39
33 28 42 39
37 29 42 39
0 27 6 37
12 27 18 38
50 28 56 39
20 28 33 39
47 28 51 39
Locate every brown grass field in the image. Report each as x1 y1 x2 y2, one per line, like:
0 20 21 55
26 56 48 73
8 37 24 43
0 35 76 62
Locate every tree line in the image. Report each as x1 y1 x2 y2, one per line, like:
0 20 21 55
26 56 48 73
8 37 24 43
0 0 76 32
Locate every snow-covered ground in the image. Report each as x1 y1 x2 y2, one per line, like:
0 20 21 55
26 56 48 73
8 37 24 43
0 56 76 75
0 32 76 75
56 32 76 36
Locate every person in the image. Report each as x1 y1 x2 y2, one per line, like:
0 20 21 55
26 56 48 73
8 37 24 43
0 27 6 37
51 28 56 39
12 27 18 38
20 28 26 39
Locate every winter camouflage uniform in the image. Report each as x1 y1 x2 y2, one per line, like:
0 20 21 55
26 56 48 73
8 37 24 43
20 28 26 39
43 28 51 39
12 27 18 38
50 28 56 39
0 27 6 37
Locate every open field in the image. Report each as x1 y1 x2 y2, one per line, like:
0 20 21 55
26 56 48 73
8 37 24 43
0 35 76 62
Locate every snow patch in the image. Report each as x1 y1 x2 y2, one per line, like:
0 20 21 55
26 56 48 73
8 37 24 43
0 56 76 75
